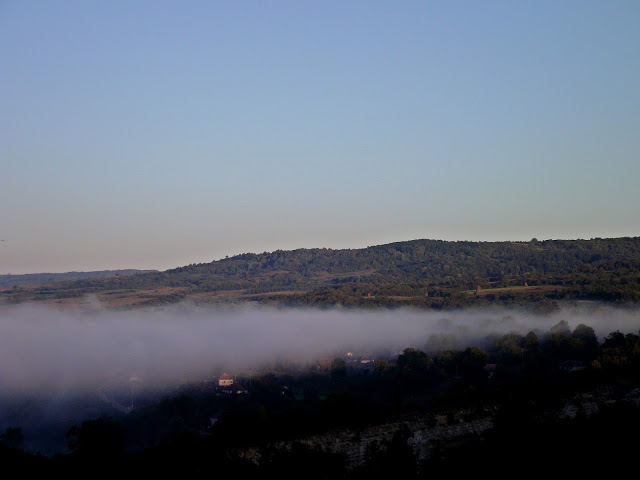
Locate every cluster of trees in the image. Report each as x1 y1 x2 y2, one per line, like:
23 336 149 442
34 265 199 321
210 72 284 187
3 320 640 476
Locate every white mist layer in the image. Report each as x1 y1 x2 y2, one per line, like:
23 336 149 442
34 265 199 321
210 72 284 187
1 301 639 397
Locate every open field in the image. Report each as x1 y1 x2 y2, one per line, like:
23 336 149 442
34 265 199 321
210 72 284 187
467 285 567 296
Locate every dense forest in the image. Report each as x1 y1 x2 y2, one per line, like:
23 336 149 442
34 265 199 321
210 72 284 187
2 237 640 309
2 319 640 476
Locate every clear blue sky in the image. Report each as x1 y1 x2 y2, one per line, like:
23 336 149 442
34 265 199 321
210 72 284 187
1 1 639 274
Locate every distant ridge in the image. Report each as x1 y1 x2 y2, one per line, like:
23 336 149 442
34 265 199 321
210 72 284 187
0 269 157 288
2 237 639 309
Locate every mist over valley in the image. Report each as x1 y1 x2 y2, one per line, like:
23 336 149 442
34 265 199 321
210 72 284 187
2 299 639 458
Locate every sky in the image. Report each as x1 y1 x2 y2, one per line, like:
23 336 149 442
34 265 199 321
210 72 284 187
1 1 639 274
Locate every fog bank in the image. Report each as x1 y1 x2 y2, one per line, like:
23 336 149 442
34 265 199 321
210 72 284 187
1 301 639 397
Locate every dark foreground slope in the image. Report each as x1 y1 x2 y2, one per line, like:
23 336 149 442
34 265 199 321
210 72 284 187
2 237 640 309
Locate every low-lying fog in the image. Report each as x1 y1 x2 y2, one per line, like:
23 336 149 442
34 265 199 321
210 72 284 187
0 300 639 454
0 303 640 395
1 300 639 398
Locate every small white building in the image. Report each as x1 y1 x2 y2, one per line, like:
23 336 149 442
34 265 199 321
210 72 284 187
218 373 234 386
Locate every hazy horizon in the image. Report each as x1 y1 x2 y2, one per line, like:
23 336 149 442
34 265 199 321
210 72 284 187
2 2 638 275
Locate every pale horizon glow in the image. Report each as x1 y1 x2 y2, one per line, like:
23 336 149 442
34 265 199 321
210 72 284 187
1 1 639 274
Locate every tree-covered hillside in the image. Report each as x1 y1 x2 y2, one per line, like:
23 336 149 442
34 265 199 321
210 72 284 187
2 237 640 308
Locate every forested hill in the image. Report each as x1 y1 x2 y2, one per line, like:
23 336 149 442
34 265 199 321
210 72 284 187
2 237 640 309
